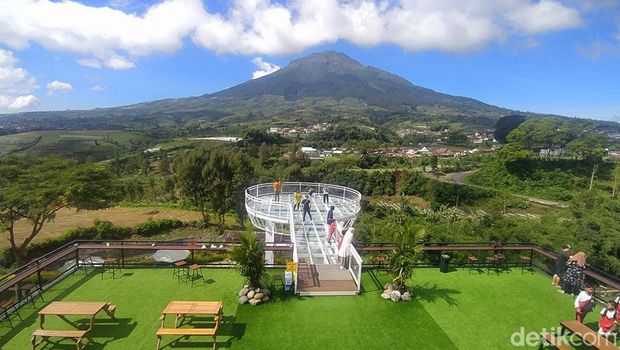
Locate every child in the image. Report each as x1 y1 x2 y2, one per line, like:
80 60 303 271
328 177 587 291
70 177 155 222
293 191 302 211
326 220 337 243
598 301 618 336
574 285 595 322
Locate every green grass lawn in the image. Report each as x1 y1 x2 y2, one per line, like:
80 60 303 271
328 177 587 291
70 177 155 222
0 268 613 350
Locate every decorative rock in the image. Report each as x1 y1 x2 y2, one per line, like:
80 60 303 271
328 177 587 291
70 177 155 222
255 288 261 293
401 292 412 302
238 295 249 304
263 296 269 303
254 292 264 300
381 292 391 300
239 288 249 297
383 283 392 290
244 284 249 289
263 288 271 296
248 298 261 306
247 290 256 299
390 290 401 303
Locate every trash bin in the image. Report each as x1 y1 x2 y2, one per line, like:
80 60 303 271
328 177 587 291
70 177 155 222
440 254 451 273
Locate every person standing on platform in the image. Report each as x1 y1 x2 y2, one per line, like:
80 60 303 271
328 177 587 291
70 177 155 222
293 190 302 211
338 227 355 269
326 220 337 243
322 187 329 203
273 179 282 201
302 195 313 222
553 244 571 289
326 205 335 225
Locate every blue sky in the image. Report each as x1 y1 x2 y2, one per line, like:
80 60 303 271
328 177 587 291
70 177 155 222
0 0 619 122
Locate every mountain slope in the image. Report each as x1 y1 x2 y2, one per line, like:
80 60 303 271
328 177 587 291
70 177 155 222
211 51 503 113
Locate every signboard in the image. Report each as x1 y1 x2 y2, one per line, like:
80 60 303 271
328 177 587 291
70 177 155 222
286 262 297 272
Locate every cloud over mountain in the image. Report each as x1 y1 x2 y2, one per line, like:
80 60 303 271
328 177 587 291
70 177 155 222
0 0 582 69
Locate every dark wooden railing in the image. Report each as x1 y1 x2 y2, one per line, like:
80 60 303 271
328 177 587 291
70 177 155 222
0 240 617 305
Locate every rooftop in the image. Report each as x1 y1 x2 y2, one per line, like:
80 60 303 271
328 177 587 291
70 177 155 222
1 267 609 350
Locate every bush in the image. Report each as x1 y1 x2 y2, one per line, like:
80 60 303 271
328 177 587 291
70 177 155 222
133 218 184 237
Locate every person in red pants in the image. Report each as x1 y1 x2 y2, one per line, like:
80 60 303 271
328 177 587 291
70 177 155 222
574 285 594 322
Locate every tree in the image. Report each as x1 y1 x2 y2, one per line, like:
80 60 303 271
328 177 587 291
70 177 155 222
257 142 270 166
204 148 254 231
230 229 266 288
494 115 526 144
0 157 116 264
429 155 438 171
177 149 211 223
387 215 425 288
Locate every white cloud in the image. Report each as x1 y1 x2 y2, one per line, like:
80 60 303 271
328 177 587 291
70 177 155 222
251 57 280 79
0 49 39 112
78 58 103 69
0 0 583 64
90 84 106 91
46 80 73 95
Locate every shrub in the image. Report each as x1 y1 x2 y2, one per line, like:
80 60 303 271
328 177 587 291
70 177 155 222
133 218 184 237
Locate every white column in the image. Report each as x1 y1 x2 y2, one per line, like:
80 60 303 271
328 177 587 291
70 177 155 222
265 222 275 264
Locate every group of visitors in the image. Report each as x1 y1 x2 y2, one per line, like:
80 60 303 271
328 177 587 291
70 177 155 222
553 245 620 336
275 180 333 223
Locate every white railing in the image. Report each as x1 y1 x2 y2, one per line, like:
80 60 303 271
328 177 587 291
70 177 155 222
349 244 363 293
245 182 362 228
288 202 298 294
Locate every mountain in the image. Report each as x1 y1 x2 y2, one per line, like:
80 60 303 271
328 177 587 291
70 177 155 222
0 51 580 131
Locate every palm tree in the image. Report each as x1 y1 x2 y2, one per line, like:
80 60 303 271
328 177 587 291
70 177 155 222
230 228 267 288
387 220 425 288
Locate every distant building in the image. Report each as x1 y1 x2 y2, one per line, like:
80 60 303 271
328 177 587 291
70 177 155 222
300 147 321 159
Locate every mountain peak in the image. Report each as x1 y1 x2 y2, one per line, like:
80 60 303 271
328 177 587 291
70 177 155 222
211 50 503 115
288 51 363 69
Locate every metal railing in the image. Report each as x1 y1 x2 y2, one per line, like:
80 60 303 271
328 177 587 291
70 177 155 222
245 182 362 227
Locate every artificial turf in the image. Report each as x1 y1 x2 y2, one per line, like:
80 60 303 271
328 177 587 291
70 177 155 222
0 267 613 350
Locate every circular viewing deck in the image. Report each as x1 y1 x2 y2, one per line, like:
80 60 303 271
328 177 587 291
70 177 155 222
245 182 362 236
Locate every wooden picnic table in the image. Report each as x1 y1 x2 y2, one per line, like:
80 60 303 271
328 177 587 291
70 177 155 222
561 320 620 350
33 301 117 350
39 301 116 331
161 301 222 328
157 301 223 350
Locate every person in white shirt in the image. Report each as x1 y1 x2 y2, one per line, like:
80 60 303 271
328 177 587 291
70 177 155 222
598 301 618 336
574 286 594 322
338 227 355 269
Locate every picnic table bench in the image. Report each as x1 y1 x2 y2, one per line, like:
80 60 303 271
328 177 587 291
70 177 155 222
539 332 571 350
561 320 620 350
156 301 222 350
32 301 117 350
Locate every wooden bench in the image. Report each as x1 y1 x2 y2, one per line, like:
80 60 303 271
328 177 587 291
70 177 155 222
156 327 218 350
31 329 89 350
539 332 571 350
561 320 620 350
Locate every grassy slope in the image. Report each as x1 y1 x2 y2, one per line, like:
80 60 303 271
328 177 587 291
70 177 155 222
2 268 607 350
6 207 204 249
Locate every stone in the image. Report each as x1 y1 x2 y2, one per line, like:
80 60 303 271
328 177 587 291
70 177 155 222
390 290 401 303
239 288 249 297
255 288 261 293
263 296 269 303
238 295 249 304
248 298 261 306
263 288 271 296
247 290 256 299
401 292 412 302
381 292 391 300
383 283 392 290
243 284 249 289
254 292 264 300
